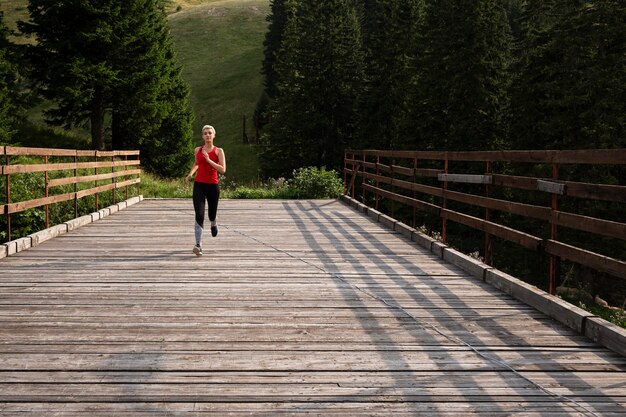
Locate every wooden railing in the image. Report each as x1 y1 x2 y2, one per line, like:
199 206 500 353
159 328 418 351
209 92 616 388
344 149 626 294
1 146 140 242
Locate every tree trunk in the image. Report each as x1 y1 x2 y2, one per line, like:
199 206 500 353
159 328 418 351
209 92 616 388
111 110 121 150
91 88 106 150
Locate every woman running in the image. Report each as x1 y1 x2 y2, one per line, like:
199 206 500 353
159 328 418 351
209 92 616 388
185 125 226 256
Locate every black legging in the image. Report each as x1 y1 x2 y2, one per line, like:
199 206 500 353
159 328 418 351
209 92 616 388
193 182 220 228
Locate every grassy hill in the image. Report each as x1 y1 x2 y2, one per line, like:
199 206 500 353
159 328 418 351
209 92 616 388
0 0 269 183
168 0 268 183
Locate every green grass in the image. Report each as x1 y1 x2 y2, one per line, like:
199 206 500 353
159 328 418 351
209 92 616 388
141 167 343 200
140 172 293 199
140 172 194 198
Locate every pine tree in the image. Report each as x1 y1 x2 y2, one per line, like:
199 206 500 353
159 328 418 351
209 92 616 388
0 12 22 144
512 0 625 150
501 0 524 40
262 0 289 100
415 0 512 151
509 0 571 150
19 1 122 150
262 0 365 178
19 0 193 176
261 0 312 177
579 0 626 149
254 0 289 138
110 0 194 177
358 0 426 150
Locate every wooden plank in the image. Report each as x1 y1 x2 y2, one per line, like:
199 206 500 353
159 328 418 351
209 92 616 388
544 240 626 280
75 178 140 199
363 183 440 214
4 146 77 156
0 350 623 372
585 317 626 358
48 169 141 188
491 174 539 191
4 191 75 214
94 150 140 157
375 162 391 173
1 198 625 415
389 164 414 176
443 189 551 220
415 168 443 178
565 181 626 202
441 209 542 251
493 174 626 202
552 211 626 241
3 178 139 214
2 161 77 174
438 173 492 184
2 159 140 175
537 179 566 195
2 401 624 417
351 148 626 164
364 172 444 198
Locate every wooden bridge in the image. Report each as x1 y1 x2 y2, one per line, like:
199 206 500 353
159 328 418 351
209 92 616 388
1 197 625 416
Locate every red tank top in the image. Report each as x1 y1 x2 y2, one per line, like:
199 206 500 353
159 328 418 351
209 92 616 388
195 146 219 184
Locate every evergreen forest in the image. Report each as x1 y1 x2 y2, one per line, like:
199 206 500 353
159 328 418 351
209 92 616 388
0 0 624 177
258 0 625 177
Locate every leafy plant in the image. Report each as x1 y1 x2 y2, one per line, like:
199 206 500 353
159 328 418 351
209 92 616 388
287 166 343 199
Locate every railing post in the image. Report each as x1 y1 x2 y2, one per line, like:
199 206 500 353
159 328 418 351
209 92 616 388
390 160 395 219
112 154 116 204
73 151 78 219
361 152 366 204
484 160 492 265
44 155 49 229
352 152 357 199
137 151 141 197
95 151 99 211
549 163 559 295
343 151 347 195
5 151 10 242
125 154 129 200
413 157 417 228
442 156 449 244
375 154 379 210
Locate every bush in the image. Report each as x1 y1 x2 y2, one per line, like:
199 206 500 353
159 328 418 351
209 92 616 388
288 167 343 199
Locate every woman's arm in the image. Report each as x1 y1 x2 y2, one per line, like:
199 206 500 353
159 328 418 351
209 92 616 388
185 163 198 181
185 147 201 181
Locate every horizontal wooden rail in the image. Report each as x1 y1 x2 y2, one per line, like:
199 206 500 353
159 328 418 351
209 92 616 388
356 149 626 163
2 159 140 175
48 169 142 188
344 148 626 294
2 146 141 242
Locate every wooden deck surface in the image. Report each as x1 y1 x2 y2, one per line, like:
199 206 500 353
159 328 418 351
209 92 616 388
0 198 625 416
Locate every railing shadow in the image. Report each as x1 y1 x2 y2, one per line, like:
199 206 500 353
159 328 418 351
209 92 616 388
282 199 620 416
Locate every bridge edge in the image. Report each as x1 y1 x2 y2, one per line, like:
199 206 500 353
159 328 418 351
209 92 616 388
0 195 144 260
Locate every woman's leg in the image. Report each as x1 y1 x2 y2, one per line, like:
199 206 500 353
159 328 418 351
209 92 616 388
207 184 220 236
192 182 207 246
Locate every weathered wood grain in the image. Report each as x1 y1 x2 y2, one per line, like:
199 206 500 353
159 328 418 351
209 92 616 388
0 198 624 416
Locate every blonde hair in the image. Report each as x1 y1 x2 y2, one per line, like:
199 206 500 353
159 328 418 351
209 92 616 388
202 125 216 135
